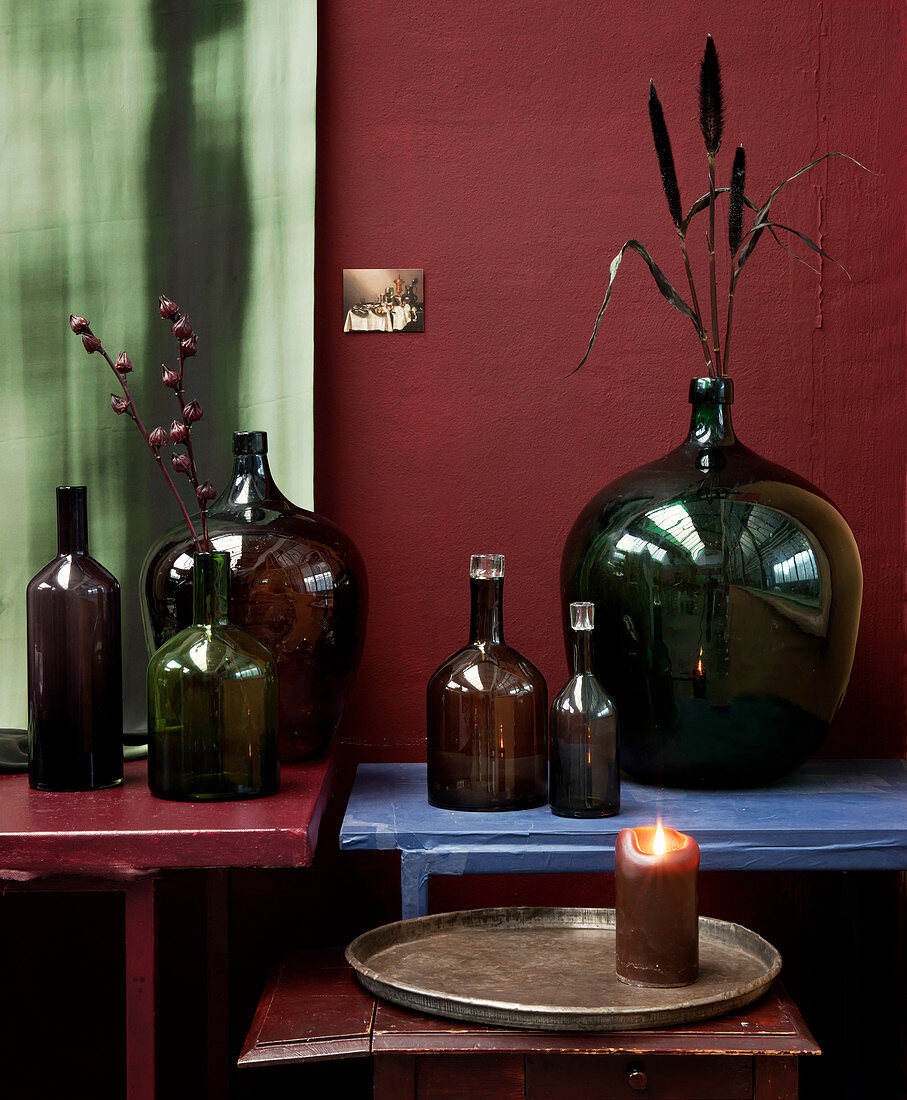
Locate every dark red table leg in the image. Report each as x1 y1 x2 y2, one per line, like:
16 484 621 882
124 877 157 1100
374 1053 416 1100
754 1055 797 1099
206 869 230 1099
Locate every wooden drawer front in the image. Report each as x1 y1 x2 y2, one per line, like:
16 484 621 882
526 1054 753 1100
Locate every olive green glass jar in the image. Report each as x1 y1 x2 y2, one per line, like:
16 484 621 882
147 550 279 801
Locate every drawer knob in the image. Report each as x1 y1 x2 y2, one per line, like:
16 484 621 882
627 1062 648 1091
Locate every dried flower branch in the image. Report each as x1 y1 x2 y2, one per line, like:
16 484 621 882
68 298 215 551
575 38 865 380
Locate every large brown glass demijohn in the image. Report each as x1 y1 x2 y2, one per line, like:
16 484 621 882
427 554 548 811
561 377 862 789
27 486 124 791
141 431 367 761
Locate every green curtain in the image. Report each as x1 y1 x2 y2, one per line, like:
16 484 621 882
0 0 316 728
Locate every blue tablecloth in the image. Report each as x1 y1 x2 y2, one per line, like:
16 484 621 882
339 761 907 916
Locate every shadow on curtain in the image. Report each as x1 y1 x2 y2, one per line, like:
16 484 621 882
0 0 316 729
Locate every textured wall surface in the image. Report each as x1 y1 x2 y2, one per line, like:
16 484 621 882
315 0 905 764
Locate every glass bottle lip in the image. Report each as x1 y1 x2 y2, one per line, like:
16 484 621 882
689 377 733 404
233 430 268 455
470 554 504 579
570 601 594 631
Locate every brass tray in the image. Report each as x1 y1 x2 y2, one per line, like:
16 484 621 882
345 906 781 1031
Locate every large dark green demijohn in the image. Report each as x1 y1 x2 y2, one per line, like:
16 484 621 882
561 378 862 788
148 550 279 801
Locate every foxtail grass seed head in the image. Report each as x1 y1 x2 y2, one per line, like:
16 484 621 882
728 146 747 255
648 81 683 228
699 35 724 156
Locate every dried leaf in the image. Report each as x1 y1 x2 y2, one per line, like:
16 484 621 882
571 240 697 374
751 221 851 278
733 152 869 285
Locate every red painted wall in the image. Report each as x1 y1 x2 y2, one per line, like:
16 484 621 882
315 0 905 765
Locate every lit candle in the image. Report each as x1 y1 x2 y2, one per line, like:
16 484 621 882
615 824 700 987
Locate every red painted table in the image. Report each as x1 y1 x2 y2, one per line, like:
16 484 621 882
0 756 334 1100
239 948 820 1098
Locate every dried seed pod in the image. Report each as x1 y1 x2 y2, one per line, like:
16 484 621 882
110 393 130 415
196 480 217 502
172 315 193 340
171 452 192 474
149 426 168 449
179 335 198 358
158 295 179 319
115 351 133 374
169 419 188 444
161 364 179 389
82 333 102 354
184 399 204 422
69 315 90 334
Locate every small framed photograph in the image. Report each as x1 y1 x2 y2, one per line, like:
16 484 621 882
343 269 424 332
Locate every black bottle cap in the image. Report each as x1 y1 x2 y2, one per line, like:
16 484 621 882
233 431 268 455
689 377 733 404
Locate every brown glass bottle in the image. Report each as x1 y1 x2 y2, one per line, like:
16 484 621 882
549 602 619 818
427 554 547 811
27 486 123 791
141 430 367 762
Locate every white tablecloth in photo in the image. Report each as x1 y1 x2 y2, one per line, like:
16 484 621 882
344 308 392 331
344 304 416 332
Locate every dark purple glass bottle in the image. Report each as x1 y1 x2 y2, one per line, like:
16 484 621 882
27 486 123 791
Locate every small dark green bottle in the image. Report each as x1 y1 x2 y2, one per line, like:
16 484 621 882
147 550 279 801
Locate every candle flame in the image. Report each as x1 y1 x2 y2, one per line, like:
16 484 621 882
653 824 666 855
695 647 704 677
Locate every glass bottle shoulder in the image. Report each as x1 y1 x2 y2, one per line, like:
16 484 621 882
149 621 277 678
429 642 545 696
552 672 615 720
27 553 119 597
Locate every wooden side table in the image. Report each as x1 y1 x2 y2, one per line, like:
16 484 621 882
239 948 820 1098
0 755 335 1100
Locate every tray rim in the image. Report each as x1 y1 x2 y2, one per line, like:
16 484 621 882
345 905 782 1032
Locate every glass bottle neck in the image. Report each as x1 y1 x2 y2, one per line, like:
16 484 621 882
222 452 284 506
687 399 736 447
572 631 593 675
57 488 88 555
469 578 504 644
192 552 230 626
